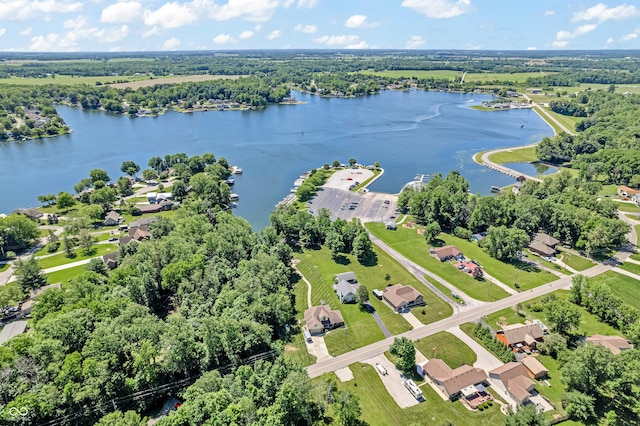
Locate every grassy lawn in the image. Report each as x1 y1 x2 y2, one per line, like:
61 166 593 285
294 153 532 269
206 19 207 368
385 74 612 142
598 271 640 311
541 108 581 133
283 276 317 367
534 355 567 420
614 201 640 213
598 184 619 197
367 223 510 301
0 263 10 272
525 250 570 275
618 262 640 276
37 244 117 269
557 249 595 271
294 245 452 356
120 209 180 224
488 147 537 164
414 331 476 369
46 264 87 283
322 363 504 426
533 106 563 135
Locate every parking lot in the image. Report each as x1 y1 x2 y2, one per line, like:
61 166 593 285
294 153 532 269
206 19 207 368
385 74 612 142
308 187 398 223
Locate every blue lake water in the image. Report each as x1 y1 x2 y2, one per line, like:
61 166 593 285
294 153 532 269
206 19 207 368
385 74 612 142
0 90 553 229
507 161 557 177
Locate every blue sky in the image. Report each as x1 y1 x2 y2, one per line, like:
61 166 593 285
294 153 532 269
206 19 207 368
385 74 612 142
0 0 639 52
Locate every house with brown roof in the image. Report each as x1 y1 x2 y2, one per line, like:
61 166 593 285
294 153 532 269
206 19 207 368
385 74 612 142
103 211 124 226
489 362 536 405
129 226 152 241
431 245 463 262
521 356 548 380
102 252 119 270
618 185 640 198
533 233 559 248
529 232 559 257
496 322 545 352
304 304 345 335
382 284 424 312
420 358 488 400
585 334 633 355
13 208 43 220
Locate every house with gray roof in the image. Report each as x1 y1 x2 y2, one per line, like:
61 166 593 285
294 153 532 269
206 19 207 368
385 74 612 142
333 272 360 304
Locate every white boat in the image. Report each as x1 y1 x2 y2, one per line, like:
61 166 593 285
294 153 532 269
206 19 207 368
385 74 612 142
229 193 239 201
231 166 243 174
225 178 235 185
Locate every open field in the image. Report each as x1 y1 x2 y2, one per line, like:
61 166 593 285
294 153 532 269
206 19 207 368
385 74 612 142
294 245 452 356
557 249 595 271
46 264 87 283
37 244 116 269
533 106 563 134
527 251 570 275
414 331 476 369
109 74 243 89
541 108 581 133
487 147 537 164
598 271 640 310
321 363 504 426
359 69 461 80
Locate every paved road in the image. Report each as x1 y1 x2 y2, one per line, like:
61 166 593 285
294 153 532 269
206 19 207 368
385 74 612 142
307 262 610 378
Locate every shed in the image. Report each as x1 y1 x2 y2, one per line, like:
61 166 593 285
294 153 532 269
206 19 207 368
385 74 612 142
521 356 548 379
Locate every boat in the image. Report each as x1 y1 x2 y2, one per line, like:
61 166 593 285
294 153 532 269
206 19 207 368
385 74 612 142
230 165 243 174
490 186 501 193
230 202 238 208
225 177 235 185
229 193 239 201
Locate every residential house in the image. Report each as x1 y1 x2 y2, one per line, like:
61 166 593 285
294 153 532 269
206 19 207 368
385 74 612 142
419 358 489 401
618 185 640 198
521 356 548 380
129 226 152 241
147 192 174 204
13 208 43 220
585 334 633 355
382 284 425 312
102 252 119 270
333 272 360 304
496 322 545 352
103 211 124 226
432 245 463 262
489 362 537 406
304 304 345 335
130 217 158 228
528 232 560 257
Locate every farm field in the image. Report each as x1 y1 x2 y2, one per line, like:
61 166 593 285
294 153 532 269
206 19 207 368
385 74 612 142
0 74 242 87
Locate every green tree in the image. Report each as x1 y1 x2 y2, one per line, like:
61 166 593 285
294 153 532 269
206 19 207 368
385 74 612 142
424 221 441 243
326 229 345 260
334 391 362 426
116 176 133 196
62 235 74 257
356 285 369 307
120 160 140 178
95 410 147 426
544 299 582 336
38 194 56 206
90 187 117 211
78 230 94 255
348 158 357 166
171 179 188 201
15 256 47 291
332 160 340 168
352 231 373 262
57 191 76 210
89 168 110 183
484 225 529 262
389 337 415 373
0 214 40 250
562 390 596 422
142 169 158 181
374 161 380 169
538 333 567 358
504 404 547 426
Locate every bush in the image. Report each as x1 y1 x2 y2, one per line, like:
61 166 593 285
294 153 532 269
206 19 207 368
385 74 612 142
453 227 472 240
530 304 543 312
4 251 16 260
478 405 484 411
46 242 60 253
473 323 516 363
487 400 493 406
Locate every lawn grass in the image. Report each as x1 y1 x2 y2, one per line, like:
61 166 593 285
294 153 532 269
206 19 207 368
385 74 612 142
322 363 504 426
533 106 563 135
46 264 87 283
598 184 619 197
437 233 556 291
530 253 570 275
618 262 640 276
614 201 640 213
534 354 567 420
557 249 595 271
487 147 538 164
414 331 476 369
294 245 451 356
541 108 581 133
598 271 640 311
0 263 10 272
367 223 510 301
37 243 117 269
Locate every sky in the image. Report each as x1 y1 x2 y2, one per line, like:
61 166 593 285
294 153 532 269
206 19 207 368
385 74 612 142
0 0 639 52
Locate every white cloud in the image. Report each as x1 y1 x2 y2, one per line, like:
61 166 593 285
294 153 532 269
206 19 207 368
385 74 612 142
238 30 254 39
297 0 317 8
553 24 597 47
294 23 317 33
405 35 426 48
19 27 32 36
254 24 263 31
606 37 614 44
208 0 283 22
29 20 129 51
143 2 198 29
344 14 378 28
401 0 471 19
314 34 368 48
621 32 638 41
0 29 5 37
162 37 180 49
101 1 142 24
0 0 83 21
267 30 281 40
213 33 235 44
544 10 555 16
526 46 537 50
572 3 639 22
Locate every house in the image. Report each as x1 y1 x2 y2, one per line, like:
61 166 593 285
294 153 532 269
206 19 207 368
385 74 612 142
382 284 424 312
528 232 559 257
521 356 548 379
634 193 640 206
304 304 345 335
419 358 489 400
118 235 133 245
489 362 536 406
129 226 152 241
103 211 123 226
130 217 158 228
432 245 463 262
618 185 640 198
585 334 633 355
496 322 545 352
333 272 360 304
147 192 174 203
102 252 119 270
13 208 43 220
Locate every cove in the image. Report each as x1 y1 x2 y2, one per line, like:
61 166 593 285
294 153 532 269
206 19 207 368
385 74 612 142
0 90 553 229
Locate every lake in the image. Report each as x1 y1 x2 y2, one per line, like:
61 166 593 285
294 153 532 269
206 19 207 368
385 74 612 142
0 90 553 229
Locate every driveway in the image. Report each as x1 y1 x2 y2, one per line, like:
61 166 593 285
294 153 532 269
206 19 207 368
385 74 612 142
402 310 424 329
446 326 503 372
362 354 419 408
307 335 332 362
